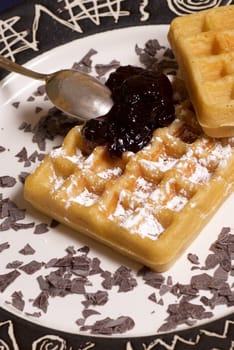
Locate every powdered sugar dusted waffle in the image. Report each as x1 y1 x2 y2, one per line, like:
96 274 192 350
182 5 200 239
24 100 234 271
168 5 234 137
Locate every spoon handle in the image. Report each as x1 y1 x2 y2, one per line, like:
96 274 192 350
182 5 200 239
0 54 47 80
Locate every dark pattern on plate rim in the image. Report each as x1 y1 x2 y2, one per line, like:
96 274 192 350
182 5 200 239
0 0 234 349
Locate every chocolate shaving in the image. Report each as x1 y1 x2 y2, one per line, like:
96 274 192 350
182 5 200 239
113 266 137 292
19 260 43 275
72 49 97 73
15 147 28 162
158 227 234 331
15 147 44 167
135 39 177 74
12 101 20 108
34 84 46 96
82 290 108 308
27 96 35 102
11 222 35 231
140 267 165 289
31 110 77 151
148 292 157 303
34 223 49 234
11 291 25 311
6 260 23 269
0 242 10 253
19 244 35 255
187 253 200 265
18 171 30 184
0 270 20 292
0 176 16 188
35 107 43 114
25 311 41 318
81 316 135 335
82 308 100 319
33 291 49 313
95 60 120 78
158 300 213 332
0 196 34 232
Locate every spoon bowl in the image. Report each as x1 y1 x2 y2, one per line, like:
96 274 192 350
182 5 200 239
0 55 113 121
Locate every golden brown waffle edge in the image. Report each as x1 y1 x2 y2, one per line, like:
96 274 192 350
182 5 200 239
168 5 234 137
24 102 234 272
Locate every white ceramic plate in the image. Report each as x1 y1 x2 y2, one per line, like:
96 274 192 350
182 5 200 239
0 2 234 349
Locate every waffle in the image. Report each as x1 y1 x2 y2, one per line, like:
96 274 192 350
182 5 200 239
168 5 234 137
24 101 234 272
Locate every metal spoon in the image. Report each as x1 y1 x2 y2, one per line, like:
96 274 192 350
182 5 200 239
0 55 113 121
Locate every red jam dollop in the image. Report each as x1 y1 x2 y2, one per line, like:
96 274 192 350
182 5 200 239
82 65 175 157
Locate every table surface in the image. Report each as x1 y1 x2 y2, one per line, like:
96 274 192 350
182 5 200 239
0 0 24 12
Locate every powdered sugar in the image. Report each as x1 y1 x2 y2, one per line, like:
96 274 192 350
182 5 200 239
48 115 234 242
98 167 122 179
189 162 211 184
70 188 99 206
110 200 164 239
166 194 188 211
140 156 177 173
124 208 164 239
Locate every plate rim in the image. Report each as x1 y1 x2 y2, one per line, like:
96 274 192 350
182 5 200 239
0 1 234 349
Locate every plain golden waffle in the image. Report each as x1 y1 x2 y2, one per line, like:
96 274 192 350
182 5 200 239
24 101 234 271
168 5 234 137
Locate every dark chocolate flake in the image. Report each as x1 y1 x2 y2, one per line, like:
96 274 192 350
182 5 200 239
33 291 49 313
11 291 25 311
11 222 35 231
0 241 10 252
0 218 11 231
141 268 165 289
9 207 26 221
12 101 20 108
90 257 103 275
82 290 108 308
65 246 76 255
0 176 16 188
72 49 97 73
82 309 101 319
35 84 46 96
34 223 49 234
15 147 28 162
191 273 213 290
19 244 35 255
25 311 41 318
203 253 220 270
35 106 43 113
18 171 30 184
31 109 77 151
6 260 23 269
37 275 50 291
81 316 135 335
159 284 171 296
20 260 43 275
27 96 35 102
71 278 86 294
113 265 137 292
76 318 85 326
95 60 120 78
158 298 164 306
0 270 20 292
148 292 157 303
187 253 200 265
101 271 113 290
